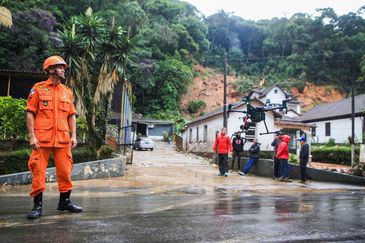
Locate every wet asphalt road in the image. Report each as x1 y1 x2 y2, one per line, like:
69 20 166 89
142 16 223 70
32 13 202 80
0 141 364 242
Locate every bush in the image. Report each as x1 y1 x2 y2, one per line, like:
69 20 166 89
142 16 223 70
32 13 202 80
0 149 31 175
289 153 298 164
72 147 98 164
312 146 360 165
0 146 115 175
97 145 114 160
0 96 28 140
326 138 336 146
187 99 206 114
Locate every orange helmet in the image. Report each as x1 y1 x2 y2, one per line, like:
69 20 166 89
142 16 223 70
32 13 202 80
43 56 68 70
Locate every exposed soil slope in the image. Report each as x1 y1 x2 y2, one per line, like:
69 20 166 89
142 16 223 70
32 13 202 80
180 65 240 115
180 65 345 116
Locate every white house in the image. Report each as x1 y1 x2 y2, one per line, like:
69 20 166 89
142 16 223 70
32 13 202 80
249 85 301 115
182 98 313 155
300 94 365 144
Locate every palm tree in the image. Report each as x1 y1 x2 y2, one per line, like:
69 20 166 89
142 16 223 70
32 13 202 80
59 8 135 148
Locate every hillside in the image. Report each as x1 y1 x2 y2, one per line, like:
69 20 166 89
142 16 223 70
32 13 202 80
180 65 345 116
180 65 241 115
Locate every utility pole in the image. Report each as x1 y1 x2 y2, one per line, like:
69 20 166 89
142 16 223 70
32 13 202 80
351 85 355 166
223 52 227 128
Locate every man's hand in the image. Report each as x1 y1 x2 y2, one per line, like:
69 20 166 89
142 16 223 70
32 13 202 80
70 135 77 149
29 135 40 150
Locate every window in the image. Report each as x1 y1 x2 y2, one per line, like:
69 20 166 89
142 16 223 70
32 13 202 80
325 122 331 136
312 127 316 137
189 128 192 143
196 127 199 142
274 89 278 94
203 125 208 142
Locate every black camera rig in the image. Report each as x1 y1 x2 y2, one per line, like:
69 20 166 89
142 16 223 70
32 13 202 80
228 96 290 136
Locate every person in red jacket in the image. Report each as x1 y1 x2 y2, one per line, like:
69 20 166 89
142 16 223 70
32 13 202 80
276 135 291 181
213 127 232 177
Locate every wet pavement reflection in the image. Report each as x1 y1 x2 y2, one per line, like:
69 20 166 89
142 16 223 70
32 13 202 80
1 189 364 242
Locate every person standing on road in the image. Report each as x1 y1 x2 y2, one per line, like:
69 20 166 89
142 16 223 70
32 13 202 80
213 127 232 177
299 136 312 183
26 56 82 219
230 131 245 172
239 138 260 176
277 135 291 182
271 132 282 180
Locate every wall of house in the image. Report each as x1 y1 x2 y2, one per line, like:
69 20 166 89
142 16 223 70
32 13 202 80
183 103 281 153
183 101 313 154
287 103 301 114
183 116 223 152
311 117 363 144
260 88 287 105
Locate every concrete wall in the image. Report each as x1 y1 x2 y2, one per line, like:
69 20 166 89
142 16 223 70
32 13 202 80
230 157 365 186
311 117 363 144
0 157 125 186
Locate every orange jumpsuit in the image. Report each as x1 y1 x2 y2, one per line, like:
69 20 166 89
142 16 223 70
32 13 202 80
26 79 76 197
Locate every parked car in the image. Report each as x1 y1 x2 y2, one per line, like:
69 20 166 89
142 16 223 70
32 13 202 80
133 137 154 151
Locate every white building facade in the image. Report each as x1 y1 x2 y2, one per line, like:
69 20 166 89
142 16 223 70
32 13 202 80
301 94 365 144
183 100 312 154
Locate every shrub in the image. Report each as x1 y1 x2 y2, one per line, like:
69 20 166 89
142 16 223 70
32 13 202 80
97 145 114 160
0 149 31 175
289 153 298 164
72 147 98 164
0 96 28 140
325 138 336 146
312 146 359 165
0 146 116 175
187 99 206 114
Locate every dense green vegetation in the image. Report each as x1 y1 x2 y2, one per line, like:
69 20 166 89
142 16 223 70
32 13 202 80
312 145 360 165
1 0 365 134
0 145 114 175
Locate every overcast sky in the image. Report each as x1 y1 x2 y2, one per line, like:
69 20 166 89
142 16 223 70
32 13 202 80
183 0 365 20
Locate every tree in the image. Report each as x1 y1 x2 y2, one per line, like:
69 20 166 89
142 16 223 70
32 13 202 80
59 8 135 148
149 56 193 112
0 8 58 70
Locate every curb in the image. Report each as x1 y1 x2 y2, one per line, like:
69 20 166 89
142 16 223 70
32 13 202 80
0 157 125 186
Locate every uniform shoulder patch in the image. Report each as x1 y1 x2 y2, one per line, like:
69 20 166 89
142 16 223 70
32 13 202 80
61 84 72 91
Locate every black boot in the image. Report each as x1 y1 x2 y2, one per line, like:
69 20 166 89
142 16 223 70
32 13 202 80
27 192 43 219
57 190 82 213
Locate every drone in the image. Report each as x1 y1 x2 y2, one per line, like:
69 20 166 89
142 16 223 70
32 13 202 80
228 96 290 136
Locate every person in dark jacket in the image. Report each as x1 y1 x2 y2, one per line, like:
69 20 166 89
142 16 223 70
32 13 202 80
271 132 282 180
299 137 312 183
239 139 260 175
230 132 245 171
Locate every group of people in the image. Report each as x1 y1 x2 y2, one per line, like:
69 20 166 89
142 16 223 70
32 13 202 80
213 127 261 177
213 127 312 183
272 132 311 183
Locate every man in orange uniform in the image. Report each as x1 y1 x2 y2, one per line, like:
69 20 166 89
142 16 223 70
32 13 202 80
213 127 232 177
26 56 82 219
